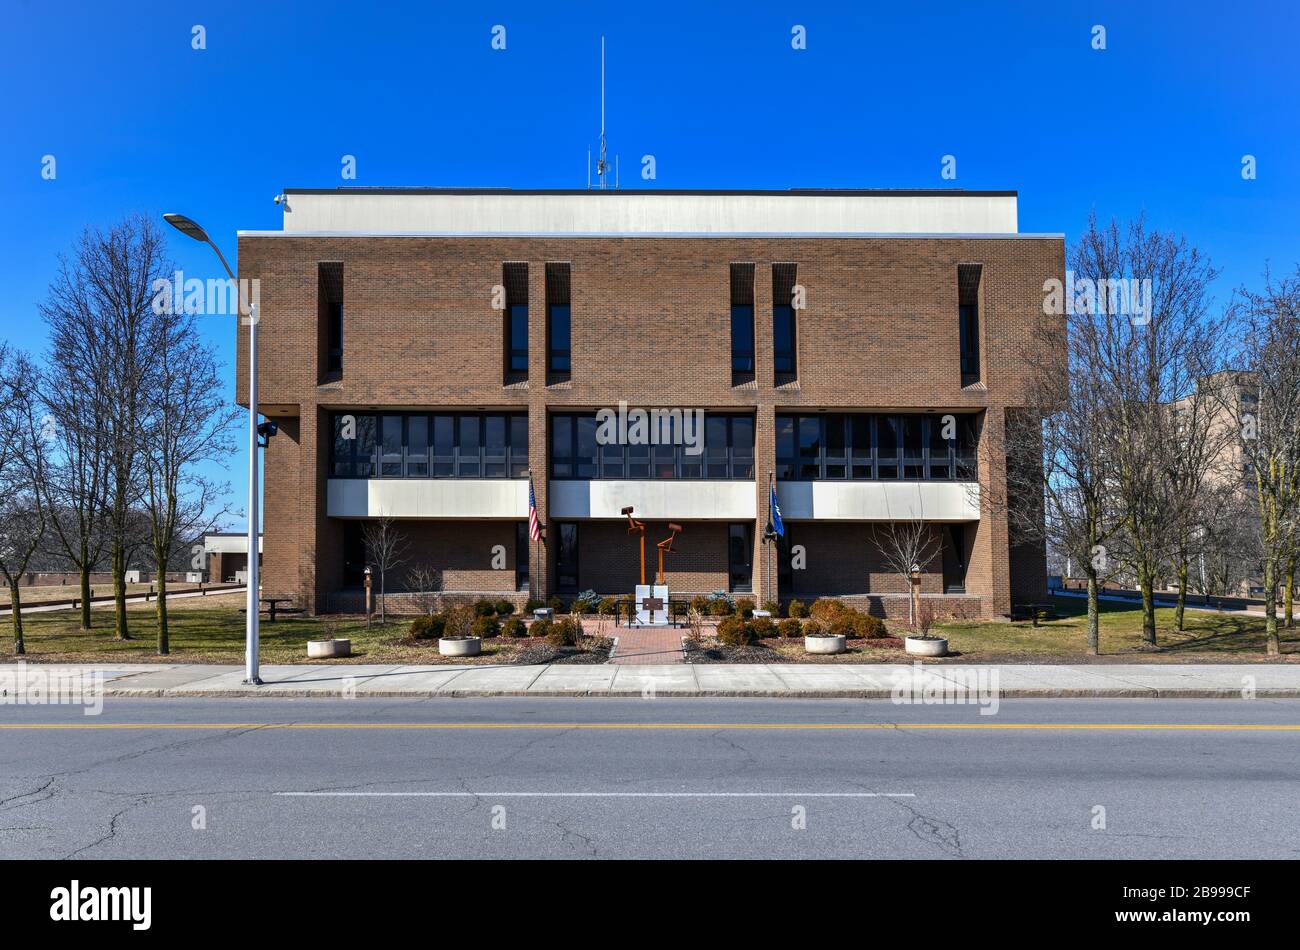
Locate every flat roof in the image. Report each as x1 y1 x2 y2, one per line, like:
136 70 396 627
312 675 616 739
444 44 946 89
260 189 1031 237
284 186 1020 197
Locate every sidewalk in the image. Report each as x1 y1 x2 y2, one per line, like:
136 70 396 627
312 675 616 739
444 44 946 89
4 661 1299 699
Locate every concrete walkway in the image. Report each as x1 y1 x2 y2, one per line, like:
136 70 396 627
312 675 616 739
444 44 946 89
3 661 1299 699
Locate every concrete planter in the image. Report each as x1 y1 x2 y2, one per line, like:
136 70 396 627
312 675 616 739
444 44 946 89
905 636 948 657
804 634 847 655
307 638 351 659
439 636 482 657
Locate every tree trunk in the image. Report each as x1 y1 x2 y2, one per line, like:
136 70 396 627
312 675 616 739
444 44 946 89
1264 557 1280 656
1139 572 1157 646
10 581 25 656
112 541 131 640
1174 559 1189 633
78 542 92 631
155 560 169 656
1085 571 1100 656
1285 555 1296 629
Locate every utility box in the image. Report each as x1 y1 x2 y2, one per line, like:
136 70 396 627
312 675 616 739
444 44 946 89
533 608 554 622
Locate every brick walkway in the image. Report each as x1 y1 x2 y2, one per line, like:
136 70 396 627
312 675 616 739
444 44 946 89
609 625 685 665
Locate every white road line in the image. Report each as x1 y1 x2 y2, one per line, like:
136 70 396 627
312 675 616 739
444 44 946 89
275 791 916 798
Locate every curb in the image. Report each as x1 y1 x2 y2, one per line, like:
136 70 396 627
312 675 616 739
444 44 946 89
98 686 1300 700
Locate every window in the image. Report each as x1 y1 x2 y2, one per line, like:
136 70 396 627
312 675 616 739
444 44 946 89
730 263 755 382
556 523 579 592
728 523 753 592
550 412 754 479
958 263 981 385
546 262 571 380
318 262 344 381
329 412 528 478
775 413 979 481
516 521 530 591
327 303 343 372
503 262 528 380
773 263 798 382
381 415 403 477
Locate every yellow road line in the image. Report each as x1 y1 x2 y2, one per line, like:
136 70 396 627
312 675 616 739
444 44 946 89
0 722 1298 731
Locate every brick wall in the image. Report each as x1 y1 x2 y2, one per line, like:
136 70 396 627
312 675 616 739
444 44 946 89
238 231 1064 617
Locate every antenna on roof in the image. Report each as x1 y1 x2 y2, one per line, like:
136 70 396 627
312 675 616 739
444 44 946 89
596 36 608 190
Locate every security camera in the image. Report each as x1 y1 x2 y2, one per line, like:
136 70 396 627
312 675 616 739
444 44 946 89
273 194 286 205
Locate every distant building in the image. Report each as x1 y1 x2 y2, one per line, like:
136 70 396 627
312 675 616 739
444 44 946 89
203 533 263 583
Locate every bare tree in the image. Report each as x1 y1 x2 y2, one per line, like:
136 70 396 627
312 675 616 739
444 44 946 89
42 216 171 640
1193 482 1259 600
360 514 408 624
1213 268 1300 655
0 349 49 654
408 563 443 616
1002 319 1120 654
38 248 113 631
1078 214 1221 646
878 502 940 627
140 304 238 654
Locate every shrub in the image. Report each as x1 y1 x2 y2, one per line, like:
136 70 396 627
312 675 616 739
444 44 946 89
762 601 781 617
494 599 514 617
689 594 711 615
409 614 446 640
574 589 601 614
802 619 824 637
528 618 553 640
474 599 497 618
825 611 860 638
809 598 849 621
716 615 756 646
855 614 888 639
524 598 545 613
547 596 566 613
443 605 477 638
787 599 808 618
777 618 802 639
736 597 756 619
501 617 526 638
471 615 501 639
749 616 776 639
549 615 582 647
597 597 618 616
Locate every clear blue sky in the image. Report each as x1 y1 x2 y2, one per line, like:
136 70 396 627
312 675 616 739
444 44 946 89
3 0 1298 528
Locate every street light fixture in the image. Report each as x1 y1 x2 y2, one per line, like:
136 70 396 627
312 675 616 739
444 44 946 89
164 211 264 685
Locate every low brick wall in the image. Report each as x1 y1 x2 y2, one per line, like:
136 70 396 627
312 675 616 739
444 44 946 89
321 590 533 616
815 593 984 623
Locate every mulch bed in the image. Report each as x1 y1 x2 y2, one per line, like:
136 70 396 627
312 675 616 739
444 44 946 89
512 636 614 665
685 635 906 663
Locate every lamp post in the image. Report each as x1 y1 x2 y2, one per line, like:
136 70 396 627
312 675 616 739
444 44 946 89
163 212 264 685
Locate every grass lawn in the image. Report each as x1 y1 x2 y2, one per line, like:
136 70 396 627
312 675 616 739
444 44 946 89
1 582 203 606
4 592 1298 665
0 593 538 665
935 594 1300 663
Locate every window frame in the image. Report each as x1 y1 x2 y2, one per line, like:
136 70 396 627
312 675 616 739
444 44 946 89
774 412 976 482
549 412 755 480
329 411 529 479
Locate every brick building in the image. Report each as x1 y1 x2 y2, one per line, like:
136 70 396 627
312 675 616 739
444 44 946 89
237 188 1062 618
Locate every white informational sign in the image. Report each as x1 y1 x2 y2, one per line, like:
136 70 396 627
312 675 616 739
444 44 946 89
635 584 669 626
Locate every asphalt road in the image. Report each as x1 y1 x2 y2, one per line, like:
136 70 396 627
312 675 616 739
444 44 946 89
2 697 1299 859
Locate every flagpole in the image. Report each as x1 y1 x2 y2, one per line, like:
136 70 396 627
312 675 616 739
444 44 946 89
769 471 775 604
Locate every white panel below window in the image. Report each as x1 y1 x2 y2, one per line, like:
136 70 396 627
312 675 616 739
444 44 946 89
549 481 756 520
326 479 528 519
776 481 980 522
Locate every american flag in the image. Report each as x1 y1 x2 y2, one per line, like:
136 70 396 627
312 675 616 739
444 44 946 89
528 476 542 541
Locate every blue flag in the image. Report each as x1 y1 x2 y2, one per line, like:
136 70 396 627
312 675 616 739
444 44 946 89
770 482 785 537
